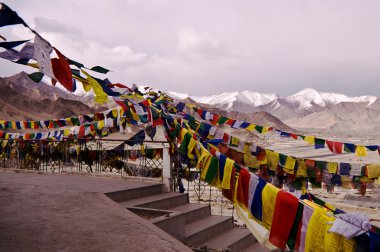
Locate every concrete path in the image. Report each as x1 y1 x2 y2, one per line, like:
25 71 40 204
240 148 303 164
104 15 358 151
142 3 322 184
0 171 192 252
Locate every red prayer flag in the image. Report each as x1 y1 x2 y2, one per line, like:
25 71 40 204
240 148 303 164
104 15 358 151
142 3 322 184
222 133 229 144
196 108 203 118
48 121 54 129
290 133 298 140
326 140 334 153
333 142 343 153
226 118 235 126
211 114 220 125
236 169 250 210
269 191 299 250
78 125 85 138
51 47 74 92
113 97 128 110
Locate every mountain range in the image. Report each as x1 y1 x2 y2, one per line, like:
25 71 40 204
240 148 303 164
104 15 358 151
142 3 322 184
1 71 379 134
169 88 380 132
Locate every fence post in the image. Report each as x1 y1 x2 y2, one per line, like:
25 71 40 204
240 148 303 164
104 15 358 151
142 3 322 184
162 143 172 192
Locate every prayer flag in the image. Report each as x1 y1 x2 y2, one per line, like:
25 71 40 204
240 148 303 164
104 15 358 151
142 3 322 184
0 3 28 27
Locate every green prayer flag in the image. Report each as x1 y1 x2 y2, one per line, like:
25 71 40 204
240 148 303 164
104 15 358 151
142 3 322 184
90 66 110 74
255 125 263 133
28 72 44 83
217 116 228 124
315 160 327 170
205 156 219 184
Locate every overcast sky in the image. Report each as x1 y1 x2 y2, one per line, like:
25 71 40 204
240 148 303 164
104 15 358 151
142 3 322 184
1 0 380 97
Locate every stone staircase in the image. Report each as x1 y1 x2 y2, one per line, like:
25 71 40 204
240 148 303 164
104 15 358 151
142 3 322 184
105 183 267 252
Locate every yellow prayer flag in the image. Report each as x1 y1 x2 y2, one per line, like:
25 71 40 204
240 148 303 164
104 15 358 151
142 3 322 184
284 156 296 174
64 129 70 136
243 143 251 154
112 109 118 118
262 127 269 134
327 162 338 174
324 216 356 252
245 124 256 131
367 164 380 179
130 109 139 121
98 120 105 130
296 159 307 177
65 118 72 126
82 70 108 104
244 154 261 169
180 128 188 142
26 62 39 69
187 137 197 160
261 183 280 230
304 135 315 145
221 158 235 190
355 145 367 157
196 146 210 170
266 150 279 171
200 154 213 180
230 136 239 146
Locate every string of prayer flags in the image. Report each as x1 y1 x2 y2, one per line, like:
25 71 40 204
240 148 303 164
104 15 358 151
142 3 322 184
180 103 380 157
175 112 380 190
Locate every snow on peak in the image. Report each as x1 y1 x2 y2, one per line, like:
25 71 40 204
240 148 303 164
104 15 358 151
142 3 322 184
167 88 377 112
288 88 377 109
167 90 278 111
167 91 191 100
288 88 326 108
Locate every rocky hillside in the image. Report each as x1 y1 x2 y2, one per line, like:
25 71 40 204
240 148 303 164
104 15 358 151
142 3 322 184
0 73 96 121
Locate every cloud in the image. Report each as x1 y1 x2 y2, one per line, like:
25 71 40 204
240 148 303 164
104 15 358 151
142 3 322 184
104 45 148 64
34 17 82 35
177 28 219 53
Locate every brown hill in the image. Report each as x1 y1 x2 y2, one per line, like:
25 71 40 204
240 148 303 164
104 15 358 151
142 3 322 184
0 74 96 121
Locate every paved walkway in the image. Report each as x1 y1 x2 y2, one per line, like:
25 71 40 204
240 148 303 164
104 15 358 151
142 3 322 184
0 171 192 252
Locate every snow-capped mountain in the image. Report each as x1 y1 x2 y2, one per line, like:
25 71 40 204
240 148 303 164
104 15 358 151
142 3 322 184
169 88 377 112
285 88 377 109
168 88 379 132
169 90 279 112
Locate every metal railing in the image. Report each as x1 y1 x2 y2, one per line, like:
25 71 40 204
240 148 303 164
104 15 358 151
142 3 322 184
0 138 165 179
170 148 234 218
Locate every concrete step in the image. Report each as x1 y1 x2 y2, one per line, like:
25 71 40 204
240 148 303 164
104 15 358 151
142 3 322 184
120 192 189 209
105 183 163 202
242 242 280 252
185 215 233 246
201 227 256 252
168 203 211 224
151 203 211 242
